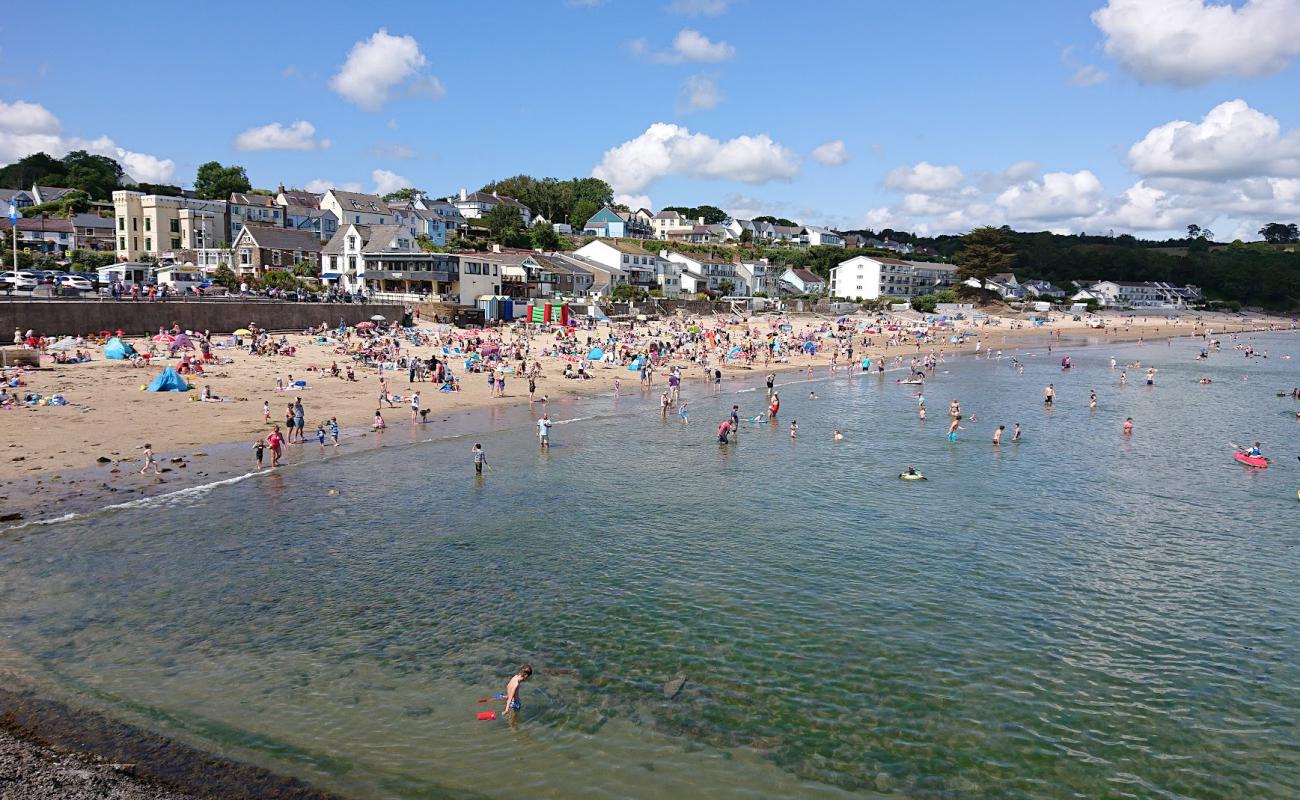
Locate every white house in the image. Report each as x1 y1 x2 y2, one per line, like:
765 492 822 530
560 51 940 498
735 258 773 295
665 252 741 295
320 189 393 227
572 239 660 292
801 226 845 248
649 209 693 240
451 189 531 226
779 267 826 294
828 255 926 300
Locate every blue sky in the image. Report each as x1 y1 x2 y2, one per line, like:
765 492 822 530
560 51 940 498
3 0 1299 239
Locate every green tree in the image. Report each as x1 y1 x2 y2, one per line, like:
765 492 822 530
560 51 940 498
754 215 798 227
212 264 239 289
957 226 1015 290
61 151 123 199
611 283 648 302
530 223 561 251
0 152 66 189
739 228 753 244
717 278 735 296
193 161 251 200
1259 222 1299 243
20 190 91 218
483 203 523 237
569 199 601 230
262 270 299 290
912 294 939 313
127 181 184 196
382 187 424 203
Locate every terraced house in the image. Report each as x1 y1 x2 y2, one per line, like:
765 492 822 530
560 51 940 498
231 225 322 278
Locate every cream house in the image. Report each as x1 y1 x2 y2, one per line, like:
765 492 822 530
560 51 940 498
112 190 229 261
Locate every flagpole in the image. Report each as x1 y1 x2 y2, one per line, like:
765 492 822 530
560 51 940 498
9 203 17 271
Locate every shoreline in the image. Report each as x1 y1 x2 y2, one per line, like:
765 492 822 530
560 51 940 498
1 312 1291 530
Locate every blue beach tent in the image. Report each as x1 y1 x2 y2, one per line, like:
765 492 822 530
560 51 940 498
104 337 134 359
586 347 604 360
146 366 190 392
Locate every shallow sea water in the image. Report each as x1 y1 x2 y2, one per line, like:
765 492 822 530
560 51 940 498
1 331 1298 799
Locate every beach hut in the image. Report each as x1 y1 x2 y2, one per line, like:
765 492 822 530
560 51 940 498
146 366 190 392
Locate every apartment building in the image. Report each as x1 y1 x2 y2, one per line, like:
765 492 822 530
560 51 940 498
112 190 229 260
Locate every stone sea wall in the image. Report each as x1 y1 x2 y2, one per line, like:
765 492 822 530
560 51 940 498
0 300 405 337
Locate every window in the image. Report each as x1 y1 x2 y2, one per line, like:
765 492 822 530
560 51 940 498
145 218 151 231
170 219 179 233
119 236 125 250
145 237 152 250
240 250 251 265
171 238 180 249
272 250 281 266
132 218 137 231
118 217 124 230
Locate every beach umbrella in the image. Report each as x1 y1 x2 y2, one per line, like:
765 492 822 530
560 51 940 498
153 333 175 343
356 321 376 329
48 337 77 351
370 314 386 321
233 328 251 336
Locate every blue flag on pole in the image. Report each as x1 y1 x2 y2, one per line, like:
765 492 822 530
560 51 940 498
7 203 16 224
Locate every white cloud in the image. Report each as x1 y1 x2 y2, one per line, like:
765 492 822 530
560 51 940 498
281 65 301 79
593 122 799 194
0 100 175 183
614 193 654 210
634 29 736 64
677 75 721 111
407 76 447 100
305 178 363 194
372 142 415 159
0 100 60 135
666 0 733 15
1002 160 1040 182
996 170 1107 221
1128 99 1300 179
329 29 443 111
1092 0 1300 87
371 169 411 195
883 162 964 192
115 149 175 184
1070 64 1109 86
811 140 849 166
233 120 330 152
722 192 792 221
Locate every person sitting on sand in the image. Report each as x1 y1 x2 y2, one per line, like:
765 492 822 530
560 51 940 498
373 410 386 429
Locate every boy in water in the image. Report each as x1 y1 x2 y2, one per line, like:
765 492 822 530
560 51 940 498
329 417 340 447
472 443 487 474
253 438 265 469
1012 422 1021 442
993 425 1004 445
503 663 532 717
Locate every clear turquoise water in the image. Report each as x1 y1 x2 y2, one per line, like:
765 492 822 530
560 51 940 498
1 332 1298 799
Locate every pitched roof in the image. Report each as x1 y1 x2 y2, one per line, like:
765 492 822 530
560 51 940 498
652 209 682 220
790 268 823 283
1 216 75 233
240 225 323 251
0 188 33 204
328 190 388 214
278 190 320 208
32 186 75 203
322 224 370 255
456 191 530 211
71 213 114 229
229 193 276 207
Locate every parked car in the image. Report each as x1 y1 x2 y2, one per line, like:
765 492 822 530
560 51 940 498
57 274 94 292
0 271 39 291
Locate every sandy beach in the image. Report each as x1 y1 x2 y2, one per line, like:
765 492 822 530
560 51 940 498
0 308 1290 526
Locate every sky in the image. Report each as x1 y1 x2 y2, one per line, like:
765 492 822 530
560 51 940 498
2 0 1300 240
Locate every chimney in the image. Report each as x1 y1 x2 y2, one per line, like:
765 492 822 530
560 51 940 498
697 217 704 225
459 188 467 202
491 243 501 253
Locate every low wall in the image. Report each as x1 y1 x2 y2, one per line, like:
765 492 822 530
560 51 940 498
0 300 405 337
